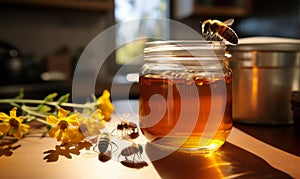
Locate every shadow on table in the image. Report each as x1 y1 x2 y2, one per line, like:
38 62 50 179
0 138 20 157
43 141 92 162
234 123 300 157
146 142 292 179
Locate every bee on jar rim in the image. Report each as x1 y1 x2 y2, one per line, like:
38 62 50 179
201 18 238 45
118 143 143 162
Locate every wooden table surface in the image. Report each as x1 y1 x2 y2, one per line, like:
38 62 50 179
0 100 299 179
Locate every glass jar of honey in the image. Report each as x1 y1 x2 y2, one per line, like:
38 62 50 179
139 40 232 152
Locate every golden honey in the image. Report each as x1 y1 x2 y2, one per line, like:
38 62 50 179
139 74 232 151
139 40 232 152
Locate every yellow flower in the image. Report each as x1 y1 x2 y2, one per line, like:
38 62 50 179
68 128 85 144
0 107 30 139
96 90 114 121
46 108 82 144
78 109 106 137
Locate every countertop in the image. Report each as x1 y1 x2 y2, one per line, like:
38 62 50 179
0 100 299 179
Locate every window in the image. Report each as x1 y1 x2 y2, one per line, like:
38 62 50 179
113 0 170 83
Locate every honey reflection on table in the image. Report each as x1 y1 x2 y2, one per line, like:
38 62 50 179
146 142 292 179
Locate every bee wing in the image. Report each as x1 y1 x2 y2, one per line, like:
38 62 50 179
138 144 143 155
121 134 135 143
84 135 98 144
223 19 234 26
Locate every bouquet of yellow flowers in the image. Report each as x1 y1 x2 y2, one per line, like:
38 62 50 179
0 89 114 145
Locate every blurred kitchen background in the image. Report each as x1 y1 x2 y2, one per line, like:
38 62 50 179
0 0 299 100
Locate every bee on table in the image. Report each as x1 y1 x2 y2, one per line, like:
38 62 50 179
118 143 143 162
93 132 118 155
201 19 238 45
117 120 139 139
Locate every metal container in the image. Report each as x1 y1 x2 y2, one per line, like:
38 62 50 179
227 37 300 124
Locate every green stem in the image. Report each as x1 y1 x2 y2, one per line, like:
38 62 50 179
0 99 95 109
24 115 49 126
60 102 95 109
34 117 50 126
21 105 48 119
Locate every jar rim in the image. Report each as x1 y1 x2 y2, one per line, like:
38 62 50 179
144 40 226 61
145 40 225 47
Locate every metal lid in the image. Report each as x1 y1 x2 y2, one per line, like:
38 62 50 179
227 37 300 52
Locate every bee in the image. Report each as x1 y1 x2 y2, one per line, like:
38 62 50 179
117 120 139 139
93 132 117 155
118 143 143 162
201 19 238 45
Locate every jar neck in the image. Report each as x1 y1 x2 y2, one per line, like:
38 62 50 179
143 59 229 71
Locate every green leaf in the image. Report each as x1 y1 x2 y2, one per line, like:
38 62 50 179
57 93 70 105
37 105 52 112
91 94 97 102
82 108 92 116
47 125 52 130
15 88 24 99
44 93 58 102
85 95 96 103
